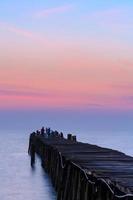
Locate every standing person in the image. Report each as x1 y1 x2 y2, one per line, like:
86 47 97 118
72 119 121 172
41 126 45 136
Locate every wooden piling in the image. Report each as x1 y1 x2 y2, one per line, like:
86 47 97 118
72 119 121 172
30 144 35 166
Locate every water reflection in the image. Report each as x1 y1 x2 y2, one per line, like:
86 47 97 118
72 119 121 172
31 164 36 172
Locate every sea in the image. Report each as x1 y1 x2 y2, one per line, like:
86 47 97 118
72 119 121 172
0 129 133 200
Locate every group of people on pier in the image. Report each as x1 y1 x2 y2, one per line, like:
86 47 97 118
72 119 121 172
30 127 64 139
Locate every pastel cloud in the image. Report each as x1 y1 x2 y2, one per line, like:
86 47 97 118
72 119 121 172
0 88 56 98
0 21 34 38
0 84 109 107
34 4 73 18
0 86 109 100
0 21 48 44
0 84 133 111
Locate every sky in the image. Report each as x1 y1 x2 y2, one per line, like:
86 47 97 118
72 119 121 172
0 1 133 131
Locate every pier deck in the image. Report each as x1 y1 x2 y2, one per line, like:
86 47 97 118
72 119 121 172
29 130 133 200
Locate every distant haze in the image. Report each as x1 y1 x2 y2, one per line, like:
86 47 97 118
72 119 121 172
0 109 133 134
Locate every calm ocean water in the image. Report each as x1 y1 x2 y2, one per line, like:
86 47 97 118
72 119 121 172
0 130 133 200
0 130 56 200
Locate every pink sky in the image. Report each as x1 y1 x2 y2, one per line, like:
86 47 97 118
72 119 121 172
0 36 133 110
0 2 133 111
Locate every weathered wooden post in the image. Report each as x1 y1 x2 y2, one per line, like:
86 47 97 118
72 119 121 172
63 164 71 200
30 144 35 166
67 134 72 141
60 132 64 138
72 135 77 142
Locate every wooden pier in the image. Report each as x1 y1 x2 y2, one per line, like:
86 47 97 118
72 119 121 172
28 128 133 200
